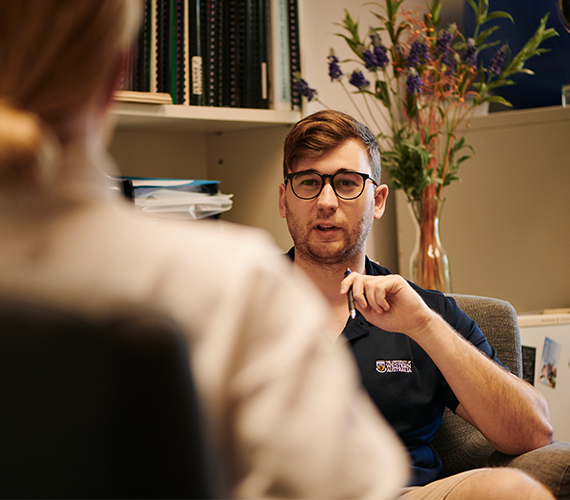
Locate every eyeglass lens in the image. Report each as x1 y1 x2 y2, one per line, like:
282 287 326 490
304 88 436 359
291 172 367 200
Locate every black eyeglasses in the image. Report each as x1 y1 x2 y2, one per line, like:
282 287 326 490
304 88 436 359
285 170 379 200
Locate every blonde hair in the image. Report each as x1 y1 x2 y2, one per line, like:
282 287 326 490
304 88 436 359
0 0 143 188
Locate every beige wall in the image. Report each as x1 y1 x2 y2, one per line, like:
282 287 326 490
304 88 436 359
396 107 570 312
207 126 294 251
110 129 209 179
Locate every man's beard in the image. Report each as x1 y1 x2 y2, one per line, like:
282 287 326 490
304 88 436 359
285 202 374 268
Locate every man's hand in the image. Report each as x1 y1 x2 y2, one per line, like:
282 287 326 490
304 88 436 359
340 273 436 341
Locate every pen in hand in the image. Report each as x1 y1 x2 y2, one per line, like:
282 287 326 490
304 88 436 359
344 268 356 319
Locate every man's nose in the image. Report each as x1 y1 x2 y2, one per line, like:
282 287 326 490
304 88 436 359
316 179 338 208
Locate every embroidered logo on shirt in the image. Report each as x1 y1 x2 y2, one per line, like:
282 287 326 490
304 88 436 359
376 360 412 373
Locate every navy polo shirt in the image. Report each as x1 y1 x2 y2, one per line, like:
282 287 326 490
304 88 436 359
285 248 506 486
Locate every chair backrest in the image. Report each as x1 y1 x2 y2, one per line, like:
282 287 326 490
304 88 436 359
432 294 522 478
0 299 213 499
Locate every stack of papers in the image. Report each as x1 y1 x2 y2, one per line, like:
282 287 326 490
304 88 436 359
116 177 233 220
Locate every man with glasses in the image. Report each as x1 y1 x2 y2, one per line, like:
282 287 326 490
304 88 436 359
278 110 554 499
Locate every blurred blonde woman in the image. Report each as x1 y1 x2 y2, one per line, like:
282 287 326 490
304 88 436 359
0 1 408 498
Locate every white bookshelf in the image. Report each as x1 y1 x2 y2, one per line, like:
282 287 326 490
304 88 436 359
112 102 302 133
108 102 300 251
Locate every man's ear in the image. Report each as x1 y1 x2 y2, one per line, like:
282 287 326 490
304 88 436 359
374 184 389 220
278 183 287 219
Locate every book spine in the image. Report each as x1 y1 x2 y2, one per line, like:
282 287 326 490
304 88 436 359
170 0 178 102
156 0 173 97
138 0 152 92
150 0 158 92
242 0 256 109
205 0 218 106
183 0 190 104
226 0 239 107
288 0 301 110
174 0 186 104
237 0 248 108
188 0 204 105
129 0 291 110
268 0 290 110
217 0 225 107
258 0 269 109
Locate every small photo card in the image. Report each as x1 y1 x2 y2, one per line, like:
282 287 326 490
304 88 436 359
539 337 561 389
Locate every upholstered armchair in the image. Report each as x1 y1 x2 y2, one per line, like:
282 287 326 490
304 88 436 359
433 294 570 499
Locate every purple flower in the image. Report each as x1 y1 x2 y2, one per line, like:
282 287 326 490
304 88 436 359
444 55 457 74
349 70 369 90
406 70 423 95
407 39 429 68
328 53 343 81
463 38 477 67
363 49 378 70
294 78 318 101
488 44 508 76
369 33 390 68
374 44 390 68
370 32 382 47
435 29 453 58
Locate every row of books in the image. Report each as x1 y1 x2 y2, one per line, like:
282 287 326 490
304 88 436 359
114 177 233 220
120 0 301 110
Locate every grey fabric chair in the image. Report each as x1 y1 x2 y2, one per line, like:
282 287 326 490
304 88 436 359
0 298 214 499
433 294 570 499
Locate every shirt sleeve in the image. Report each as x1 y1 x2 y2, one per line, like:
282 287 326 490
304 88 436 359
446 295 508 370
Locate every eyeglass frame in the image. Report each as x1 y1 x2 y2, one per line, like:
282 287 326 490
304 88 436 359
284 169 379 200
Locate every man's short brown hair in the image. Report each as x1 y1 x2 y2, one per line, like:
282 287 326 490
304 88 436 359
282 110 381 181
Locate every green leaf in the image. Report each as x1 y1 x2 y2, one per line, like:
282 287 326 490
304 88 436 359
426 0 443 27
484 11 514 24
482 95 513 107
476 25 501 46
477 40 501 52
465 0 478 16
376 80 391 108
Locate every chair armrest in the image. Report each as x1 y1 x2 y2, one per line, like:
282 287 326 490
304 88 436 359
487 441 570 500
432 408 495 478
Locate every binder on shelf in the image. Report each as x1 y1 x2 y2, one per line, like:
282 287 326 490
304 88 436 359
257 0 269 109
241 0 268 109
187 0 204 105
121 0 297 111
216 0 226 107
268 0 291 110
225 0 240 107
288 0 301 110
156 0 173 99
134 0 152 92
114 176 233 220
172 0 186 104
150 0 158 92
120 0 151 92
204 0 220 107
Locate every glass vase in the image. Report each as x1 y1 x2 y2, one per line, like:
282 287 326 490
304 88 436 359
409 196 451 293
